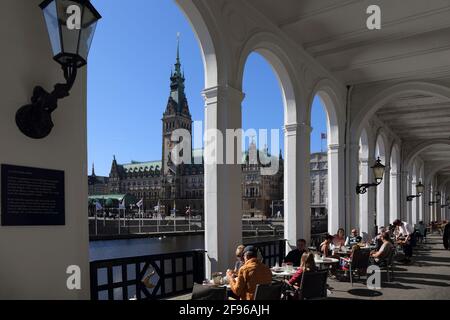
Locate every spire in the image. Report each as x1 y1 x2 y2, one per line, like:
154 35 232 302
279 149 283 160
174 32 181 75
167 32 189 114
92 162 96 176
176 32 180 64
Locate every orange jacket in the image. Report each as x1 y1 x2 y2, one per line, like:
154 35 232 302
229 258 272 300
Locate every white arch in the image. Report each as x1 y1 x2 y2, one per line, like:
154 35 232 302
312 83 345 234
410 162 418 225
425 162 450 185
358 128 371 236
175 0 220 88
418 164 424 222
375 133 388 227
237 31 302 124
389 143 401 223
237 31 312 249
405 140 450 171
351 81 450 141
311 79 345 146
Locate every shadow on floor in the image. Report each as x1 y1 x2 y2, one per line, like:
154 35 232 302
393 277 450 287
380 282 417 290
414 262 450 268
414 256 450 263
347 289 383 297
394 272 450 282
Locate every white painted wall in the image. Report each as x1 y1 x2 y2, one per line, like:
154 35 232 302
0 0 89 299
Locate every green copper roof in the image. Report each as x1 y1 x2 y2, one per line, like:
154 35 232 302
122 161 162 173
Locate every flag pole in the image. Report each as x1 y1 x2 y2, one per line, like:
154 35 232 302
173 201 176 233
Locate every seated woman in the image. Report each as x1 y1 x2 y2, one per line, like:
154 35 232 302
332 228 346 248
319 234 334 257
285 252 316 287
370 232 394 266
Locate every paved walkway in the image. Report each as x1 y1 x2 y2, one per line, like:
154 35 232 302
327 233 450 300
168 233 450 300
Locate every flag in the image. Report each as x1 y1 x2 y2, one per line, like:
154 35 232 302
136 199 144 208
119 198 126 210
154 200 160 212
95 200 102 211
321 133 327 140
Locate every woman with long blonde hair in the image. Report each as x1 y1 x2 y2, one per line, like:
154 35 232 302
286 252 317 286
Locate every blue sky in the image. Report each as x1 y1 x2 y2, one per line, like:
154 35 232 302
88 0 327 176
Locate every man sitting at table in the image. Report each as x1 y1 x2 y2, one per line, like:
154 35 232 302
283 239 307 266
226 246 272 300
370 232 394 267
345 229 363 247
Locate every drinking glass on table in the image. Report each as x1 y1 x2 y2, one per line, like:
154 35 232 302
286 262 293 272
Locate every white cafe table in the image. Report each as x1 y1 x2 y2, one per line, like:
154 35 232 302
271 268 297 278
314 257 339 267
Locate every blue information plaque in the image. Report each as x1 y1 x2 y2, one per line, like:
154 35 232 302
1 164 65 226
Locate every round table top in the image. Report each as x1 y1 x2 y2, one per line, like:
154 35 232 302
314 257 339 264
271 267 297 277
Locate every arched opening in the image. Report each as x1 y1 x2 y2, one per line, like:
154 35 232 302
375 134 387 228
358 128 372 236
86 0 217 298
309 95 329 236
418 164 424 222
241 52 284 228
310 89 342 236
238 36 310 250
410 162 418 225
389 144 400 223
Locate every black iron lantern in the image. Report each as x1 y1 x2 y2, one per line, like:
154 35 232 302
356 157 385 194
416 181 425 195
16 0 101 139
372 157 385 184
429 191 442 206
407 181 425 201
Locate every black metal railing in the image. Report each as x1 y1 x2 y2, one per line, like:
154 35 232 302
246 239 286 267
90 250 205 300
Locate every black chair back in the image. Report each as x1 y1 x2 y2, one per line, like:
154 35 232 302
254 282 283 300
191 283 227 300
352 248 371 270
298 270 328 300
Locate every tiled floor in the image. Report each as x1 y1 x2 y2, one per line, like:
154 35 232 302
327 233 450 300
168 233 450 300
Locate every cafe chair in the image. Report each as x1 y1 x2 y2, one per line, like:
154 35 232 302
296 270 328 300
191 283 227 300
339 249 371 286
254 282 283 300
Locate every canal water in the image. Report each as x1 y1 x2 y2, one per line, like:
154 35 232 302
89 234 282 261
89 234 205 261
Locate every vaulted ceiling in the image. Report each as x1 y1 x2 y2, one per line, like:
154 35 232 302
247 0 450 85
